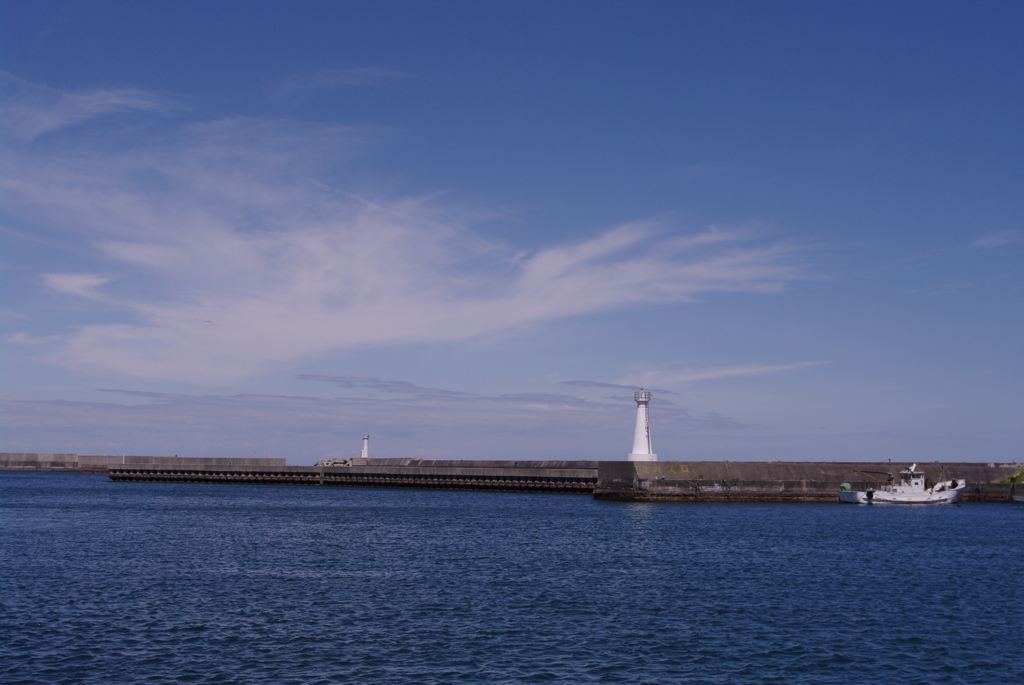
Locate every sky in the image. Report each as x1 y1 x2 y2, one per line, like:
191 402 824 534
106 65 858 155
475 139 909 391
1 1 1021 464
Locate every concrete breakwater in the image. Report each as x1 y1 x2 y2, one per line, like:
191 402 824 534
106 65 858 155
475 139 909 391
106 459 599 493
1 452 82 470
594 460 1021 503
0 453 285 472
4 453 1019 502
105 457 1020 502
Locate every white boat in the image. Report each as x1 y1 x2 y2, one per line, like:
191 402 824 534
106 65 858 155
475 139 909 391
839 464 965 504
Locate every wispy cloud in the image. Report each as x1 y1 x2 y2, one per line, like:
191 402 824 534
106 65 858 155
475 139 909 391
2 76 808 383
971 231 1022 248
558 380 679 395
41 273 112 299
631 361 829 386
0 71 166 142
560 380 641 390
298 374 474 396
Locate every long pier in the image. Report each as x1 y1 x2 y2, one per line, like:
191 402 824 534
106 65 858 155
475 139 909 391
593 460 1020 503
2 453 1019 502
106 459 598 494
0 453 286 471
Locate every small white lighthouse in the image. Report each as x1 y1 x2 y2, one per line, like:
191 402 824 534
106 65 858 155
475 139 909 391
360 435 370 460
628 389 658 461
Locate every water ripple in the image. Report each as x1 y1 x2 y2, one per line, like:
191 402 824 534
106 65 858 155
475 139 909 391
2 473 1022 684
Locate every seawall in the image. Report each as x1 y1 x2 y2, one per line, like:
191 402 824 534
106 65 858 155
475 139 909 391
0 452 286 472
106 459 599 493
5 453 1019 502
593 461 1021 503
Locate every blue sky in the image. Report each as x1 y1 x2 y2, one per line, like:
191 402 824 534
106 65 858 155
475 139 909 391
1 1 1021 463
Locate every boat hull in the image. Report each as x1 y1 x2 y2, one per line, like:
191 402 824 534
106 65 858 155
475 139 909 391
839 482 964 504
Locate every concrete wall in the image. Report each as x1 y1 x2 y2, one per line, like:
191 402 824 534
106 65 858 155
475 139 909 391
1 452 287 471
594 461 1022 502
8 454 1019 502
107 459 598 493
0 452 81 470
78 455 287 468
343 458 597 479
622 460 1019 483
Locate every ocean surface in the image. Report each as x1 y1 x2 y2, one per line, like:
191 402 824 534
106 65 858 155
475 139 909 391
2 472 1022 684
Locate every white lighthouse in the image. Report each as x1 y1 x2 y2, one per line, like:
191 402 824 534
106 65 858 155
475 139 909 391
628 389 658 461
360 435 370 460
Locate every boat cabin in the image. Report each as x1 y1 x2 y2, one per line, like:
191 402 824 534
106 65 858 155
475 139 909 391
899 464 927 490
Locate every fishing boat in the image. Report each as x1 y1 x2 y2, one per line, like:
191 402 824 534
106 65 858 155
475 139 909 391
839 464 964 504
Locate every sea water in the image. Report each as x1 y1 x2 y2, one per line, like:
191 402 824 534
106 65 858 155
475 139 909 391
2 472 1021 684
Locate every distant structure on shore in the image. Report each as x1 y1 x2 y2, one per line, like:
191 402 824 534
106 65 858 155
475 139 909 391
628 389 657 462
314 435 370 467
4 452 1020 504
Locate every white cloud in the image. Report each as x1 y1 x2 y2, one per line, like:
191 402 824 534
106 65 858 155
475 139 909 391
629 362 829 386
99 241 189 267
0 71 165 142
298 374 475 396
971 231 1022 248
558 380 678 395
2 77 808 383
41 273 112 299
